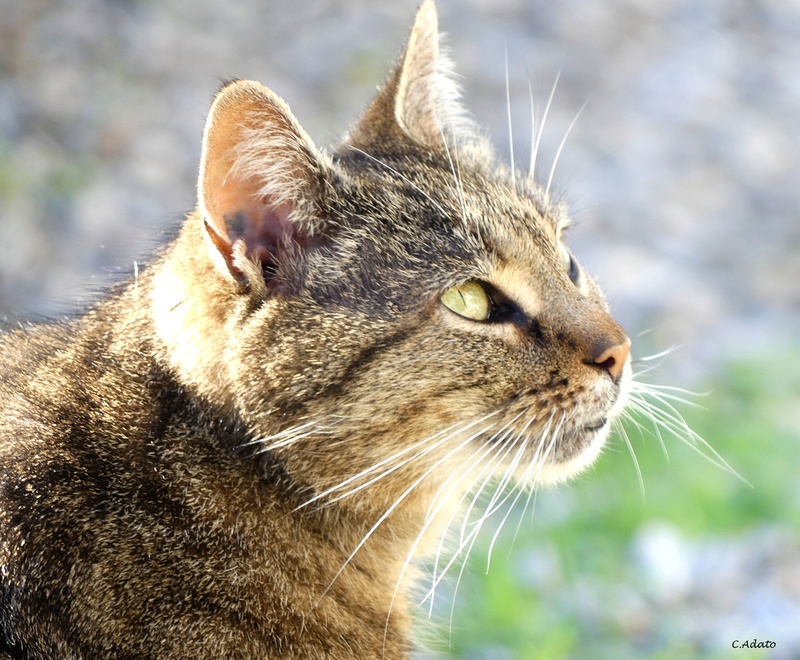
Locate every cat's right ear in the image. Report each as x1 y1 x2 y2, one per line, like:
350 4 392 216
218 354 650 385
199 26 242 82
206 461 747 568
198 80 326 288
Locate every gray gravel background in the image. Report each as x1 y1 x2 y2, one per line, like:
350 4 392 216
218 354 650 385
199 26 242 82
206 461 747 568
1 0 798 657
2 0 798 379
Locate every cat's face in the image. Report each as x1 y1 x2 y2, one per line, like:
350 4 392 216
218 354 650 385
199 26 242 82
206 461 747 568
231 150 627 493
160 0 630 510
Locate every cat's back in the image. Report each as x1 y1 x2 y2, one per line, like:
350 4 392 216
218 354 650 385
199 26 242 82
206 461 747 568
0 305 206 659
0 320 84 449
0 306 137 448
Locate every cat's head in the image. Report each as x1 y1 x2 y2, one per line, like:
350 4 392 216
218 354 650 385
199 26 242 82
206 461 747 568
153 0 630 512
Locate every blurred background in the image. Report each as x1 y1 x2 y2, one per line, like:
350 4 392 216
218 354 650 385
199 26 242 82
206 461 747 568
1 0 798 657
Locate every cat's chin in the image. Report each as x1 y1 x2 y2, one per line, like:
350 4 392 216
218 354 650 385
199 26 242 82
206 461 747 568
532 422 611 487
527 365 632 487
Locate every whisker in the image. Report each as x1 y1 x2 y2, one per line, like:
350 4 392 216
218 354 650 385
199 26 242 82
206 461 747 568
424 413 528 614
509 468 541 552
528 79 537 183
422 413 520 527
545 101 586 199
437 118 468 227
414 435 507 648
385 423 506 630
457 415 528 545
296 411 501 511
422 412 559 604
426 435 543 613
343 144 450 218
485 413 562 570
316 416 499 608
633 381 711 402
617 418 645 498
634 345 680 361
422 433 530 608
247 426 334 454
622 396 670 462
478 419 537 529
240 420 327 447
505 47 516 189
628 384 748 484
503 414 565 555
425 444 501 614
529 71 560 186
484 412 556 524
483 436 532 571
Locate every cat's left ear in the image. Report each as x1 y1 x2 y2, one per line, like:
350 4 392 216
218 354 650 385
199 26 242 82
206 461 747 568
347 0 477 151
198 80 326 286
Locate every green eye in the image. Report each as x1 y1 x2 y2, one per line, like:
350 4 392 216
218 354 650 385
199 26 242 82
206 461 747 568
440 281 491 321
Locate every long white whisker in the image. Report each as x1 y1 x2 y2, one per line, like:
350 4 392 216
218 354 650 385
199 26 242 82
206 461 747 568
623 396 670 462
317 418 498 607
483 435 531 571
505 47 516 189
422 435 536 608
422 505 484 604
321 419 496 509
628 385 746 483
425 412 529 614
423 443 501 616
634 346 682 362
545 101 586 198
296 412 501 510
438 413 522 536
633 382 711 402
385 424 505 627
528 80 537 182
617 418 645 498
485 413 563 570
249 428 334 454
478 422 534 528
505 415 565 554
483 412 556 524
344 144 450 218
423 435 530 607
437 119 468 227
241 420 331 449
530 71 560 186
510 471 540 552
457 414 529 545
422 413 559 603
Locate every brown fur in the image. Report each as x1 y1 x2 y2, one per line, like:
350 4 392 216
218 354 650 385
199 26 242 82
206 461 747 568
0 1 631 657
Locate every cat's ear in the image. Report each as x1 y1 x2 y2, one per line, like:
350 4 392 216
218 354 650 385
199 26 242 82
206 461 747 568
198 80 324 285
347 0 477 151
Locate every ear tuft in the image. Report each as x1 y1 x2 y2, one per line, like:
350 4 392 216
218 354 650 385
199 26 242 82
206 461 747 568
198 80 324 285
396 0 466 145
347 0 480 152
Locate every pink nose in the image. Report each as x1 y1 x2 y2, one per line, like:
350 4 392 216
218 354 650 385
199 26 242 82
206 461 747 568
593 338 631 382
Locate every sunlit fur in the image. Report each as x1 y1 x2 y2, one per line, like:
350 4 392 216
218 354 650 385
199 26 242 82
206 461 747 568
0 2 720 658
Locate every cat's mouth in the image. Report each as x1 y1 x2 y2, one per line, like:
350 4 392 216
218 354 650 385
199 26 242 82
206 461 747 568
523 414 614 486
580 417 609 434
559 416 609 453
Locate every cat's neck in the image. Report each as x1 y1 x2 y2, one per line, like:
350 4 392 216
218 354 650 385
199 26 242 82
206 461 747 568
87 229 438 647
146 210 464 552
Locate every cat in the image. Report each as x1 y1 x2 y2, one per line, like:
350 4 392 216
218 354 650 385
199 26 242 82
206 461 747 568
0 1 631 657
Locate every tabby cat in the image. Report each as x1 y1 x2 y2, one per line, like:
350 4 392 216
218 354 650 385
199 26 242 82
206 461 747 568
0 1 631 657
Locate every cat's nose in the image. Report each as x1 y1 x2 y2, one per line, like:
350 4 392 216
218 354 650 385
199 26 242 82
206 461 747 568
592 338 631 382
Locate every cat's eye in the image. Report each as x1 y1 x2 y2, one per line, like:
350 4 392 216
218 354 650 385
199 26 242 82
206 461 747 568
558 241 579 284
440 281 491 321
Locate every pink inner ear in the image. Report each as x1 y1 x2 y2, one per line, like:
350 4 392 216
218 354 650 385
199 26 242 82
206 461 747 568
227 200 297 268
